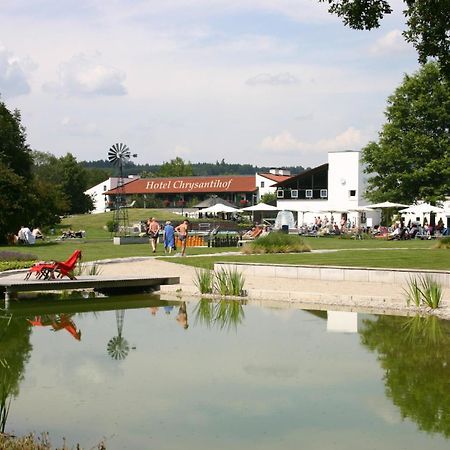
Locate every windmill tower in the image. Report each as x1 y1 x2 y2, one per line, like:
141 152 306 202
108 143 131 236
107 310 130 360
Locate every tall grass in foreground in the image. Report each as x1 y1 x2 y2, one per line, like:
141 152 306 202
404 274 443 309
242 233 311 254
193 268 246 296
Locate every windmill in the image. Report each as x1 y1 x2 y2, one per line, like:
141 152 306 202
108 143 131 236
107 310 130 360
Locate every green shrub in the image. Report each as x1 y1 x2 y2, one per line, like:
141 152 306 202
404 276 422 307
0 261 36 272
434 236 450 249
242 233 311 254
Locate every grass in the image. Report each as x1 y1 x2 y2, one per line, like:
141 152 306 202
434 236 450 249
162 248 450 271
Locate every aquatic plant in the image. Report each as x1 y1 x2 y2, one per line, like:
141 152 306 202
403 276 421 307
193 269 214 294
194 298 245 331
401 315 444 347
242 233 311 254
419 275 442 309
75 262 103 276
214 268 230 296
404 274 443 309
193 298 215 327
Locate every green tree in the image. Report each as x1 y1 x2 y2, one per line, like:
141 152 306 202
362 62 450 204
157 157 193 177
32 151 93 215
260 192 277 204
319 0 450 76
0 101 34 242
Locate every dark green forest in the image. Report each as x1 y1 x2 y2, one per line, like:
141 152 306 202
81 159 306 178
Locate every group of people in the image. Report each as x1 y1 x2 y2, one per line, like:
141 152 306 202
149 302 189 329
15 226 43 244
386 219 449 240
146 217 190 256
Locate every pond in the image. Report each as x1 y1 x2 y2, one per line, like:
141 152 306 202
1 294 449 449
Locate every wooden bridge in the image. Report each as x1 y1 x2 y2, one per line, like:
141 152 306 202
0 275 180 307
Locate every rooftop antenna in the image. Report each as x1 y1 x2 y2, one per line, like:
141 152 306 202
108 143 131 236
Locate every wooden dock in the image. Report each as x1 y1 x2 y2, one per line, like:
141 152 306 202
0 275 180 306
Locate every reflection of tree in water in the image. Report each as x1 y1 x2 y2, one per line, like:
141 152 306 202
360 314 450 437
107 310 129 360
0 314 32 432
194 298 245 331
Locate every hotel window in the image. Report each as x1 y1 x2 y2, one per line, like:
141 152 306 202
260 181 265 188
305 189 313 199
277 189 284 198
103 185 107 191
320 189 328 198
291 189 298 198
349 190 356 197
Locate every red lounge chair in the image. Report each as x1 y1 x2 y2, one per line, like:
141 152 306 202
25 249 82 280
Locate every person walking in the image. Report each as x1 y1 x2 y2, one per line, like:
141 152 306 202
175 219 189 256
147 217 160 253
163 221 175 254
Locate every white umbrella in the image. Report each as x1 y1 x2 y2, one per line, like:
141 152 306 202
400 202 445 214
240 202 280 212
200 203 240 214
366 201 409 209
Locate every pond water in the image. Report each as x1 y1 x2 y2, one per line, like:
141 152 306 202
1 294 449 450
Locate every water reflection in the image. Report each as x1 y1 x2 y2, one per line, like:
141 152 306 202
0 313 32 432
360 314 450 437
194 298 245 331
28 314 82 341
107 310 130 360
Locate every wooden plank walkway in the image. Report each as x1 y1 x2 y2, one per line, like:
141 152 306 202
0 275 180 305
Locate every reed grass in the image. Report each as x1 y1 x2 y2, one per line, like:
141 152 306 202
193 269 214 294
404 274 443 309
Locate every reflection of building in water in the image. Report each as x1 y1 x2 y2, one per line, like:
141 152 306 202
326 311 359 333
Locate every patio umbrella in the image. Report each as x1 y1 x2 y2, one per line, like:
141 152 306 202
365 201 409 209
200 203 240 214
240 202 280 212
400 202 446 214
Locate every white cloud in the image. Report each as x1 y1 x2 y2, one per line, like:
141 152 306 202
43 53 127 96
370 30 411 55
61 116 99 136
0 44 32 98
261 127 366 154
246 72 299 86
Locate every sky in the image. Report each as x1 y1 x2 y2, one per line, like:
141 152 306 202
0 0 419 168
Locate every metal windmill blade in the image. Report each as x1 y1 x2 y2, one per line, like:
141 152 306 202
108 143 131 166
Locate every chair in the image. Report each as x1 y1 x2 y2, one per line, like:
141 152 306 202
25 250 82 280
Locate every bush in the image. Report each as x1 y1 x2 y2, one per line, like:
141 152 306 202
193 267 246 296
0 251 37 261
434 236 450 249
242 232 311 254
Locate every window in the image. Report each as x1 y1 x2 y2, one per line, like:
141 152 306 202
103 185 107 191
260 181 265 188
277 189 284 198
320 189 328 198
291 189 298 198
349 190 356 197
305 189 313 198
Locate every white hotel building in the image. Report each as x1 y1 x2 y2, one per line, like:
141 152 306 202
275 150 380 227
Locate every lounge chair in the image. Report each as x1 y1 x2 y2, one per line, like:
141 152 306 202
25 249 82 280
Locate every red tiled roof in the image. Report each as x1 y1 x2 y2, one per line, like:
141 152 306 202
259 173 292 183
106 175 257 195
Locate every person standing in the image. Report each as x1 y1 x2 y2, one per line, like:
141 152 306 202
163 221 175 254
175 219 189 256
147 217 160 253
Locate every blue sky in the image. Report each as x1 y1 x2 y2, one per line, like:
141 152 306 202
0 0 418 167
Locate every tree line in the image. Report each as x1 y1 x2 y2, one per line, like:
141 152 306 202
81 158 306 178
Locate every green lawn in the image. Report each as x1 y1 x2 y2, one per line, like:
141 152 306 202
162 248 450 271
1 210 448 272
